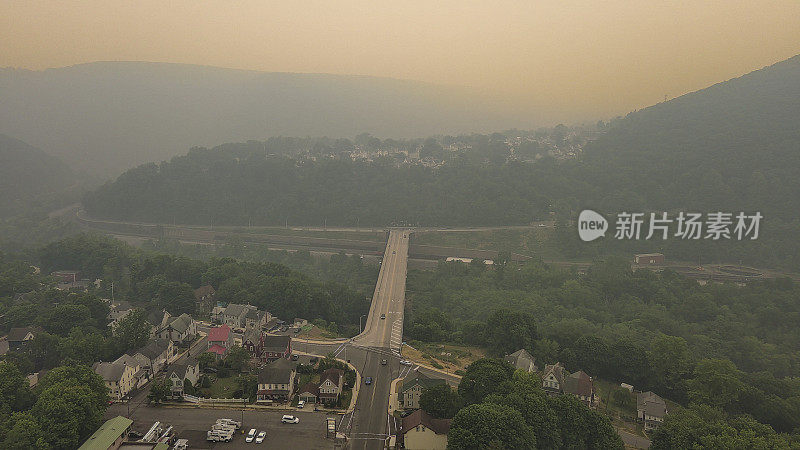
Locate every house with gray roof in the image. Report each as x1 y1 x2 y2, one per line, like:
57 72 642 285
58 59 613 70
92 361 137 400
128 337 174 374
504 349 537 373
7 326 38 350
157 313 197 344
257 358 296 402
400 372 446 410
637 391 668 431
166 358 200 397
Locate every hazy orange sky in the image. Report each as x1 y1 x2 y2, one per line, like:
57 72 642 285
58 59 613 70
2 0 799 121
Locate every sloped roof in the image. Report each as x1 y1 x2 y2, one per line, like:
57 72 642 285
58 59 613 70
298 382 319 397
92 361 128 382
542 363 567 386
166 313 194 333
263 334 290 352
137 338 171 360
245 308 262 320
207 344 227 355
224 303 249 318
319 368 343 387
400 372 445 394
243 327 262 345
504 349 536 371
208 324 231 342
113 353 141 369
258 358 295 384
193 285 215 300
78 416 132 450
637 391 667 417
401 409 451 435
563 370 594 397
7 326 36 342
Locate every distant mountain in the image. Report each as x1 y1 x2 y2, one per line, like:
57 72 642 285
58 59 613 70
0 134 74 217
0 61 537 175
583 54 800 220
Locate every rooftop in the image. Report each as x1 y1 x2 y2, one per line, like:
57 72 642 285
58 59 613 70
78 416 132 450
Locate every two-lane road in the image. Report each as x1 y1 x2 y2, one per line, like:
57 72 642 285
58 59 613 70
355 230 409 350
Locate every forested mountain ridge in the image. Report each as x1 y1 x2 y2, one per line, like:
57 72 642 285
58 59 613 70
0 61 534 174
582 54 800 218
0 134 74 218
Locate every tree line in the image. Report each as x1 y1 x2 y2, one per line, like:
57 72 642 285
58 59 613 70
405 258 800 440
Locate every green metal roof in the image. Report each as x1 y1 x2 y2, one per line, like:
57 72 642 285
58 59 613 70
78 416 133 449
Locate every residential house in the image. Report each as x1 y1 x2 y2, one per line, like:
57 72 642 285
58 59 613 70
400 372 446 410
262 334 291 362
165 358 200 397
7 326 37 351
563 370 597 408
130 338 174 374
93 361 137 400
113 353 149 388
78 416 133 450
297 382 319 404
107 306 133 331
242 327 264 359
541 363 567 397
245 308 269 330
193 285 216 305
146 310 172 336
220 303 251 329
158 313 197 344
207 324 233 359
318 368 345 404
256 358 296 402
264 318 280 332
504 349 537 373
399 409 451 450
637 391 668 431
542 363 597 408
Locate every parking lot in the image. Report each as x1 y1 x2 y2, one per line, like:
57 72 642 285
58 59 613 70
107 403 339 449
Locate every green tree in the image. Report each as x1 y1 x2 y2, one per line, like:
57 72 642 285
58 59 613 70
687 358 745 411
148 378 171 404
37 364 109 412
0 362 34 415
420 383 463 419
2 412 50 450
485 309 537 356
447 402 536 449
156 282 196 316
197 352 216 371
32 384 105 449
225 345 251 372
110 309 151 353
458 358 514 405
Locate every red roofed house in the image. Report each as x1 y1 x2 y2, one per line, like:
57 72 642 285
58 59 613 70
206 324 232 359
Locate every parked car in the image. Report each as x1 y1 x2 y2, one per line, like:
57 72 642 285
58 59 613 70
281 415 300 424
297 400 305 409
365 377 373 385
246 428 257 442
256 431 266 443
380 314 386 319
381 359 387 365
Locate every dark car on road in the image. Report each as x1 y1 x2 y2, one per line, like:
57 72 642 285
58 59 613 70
365 377 373 385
